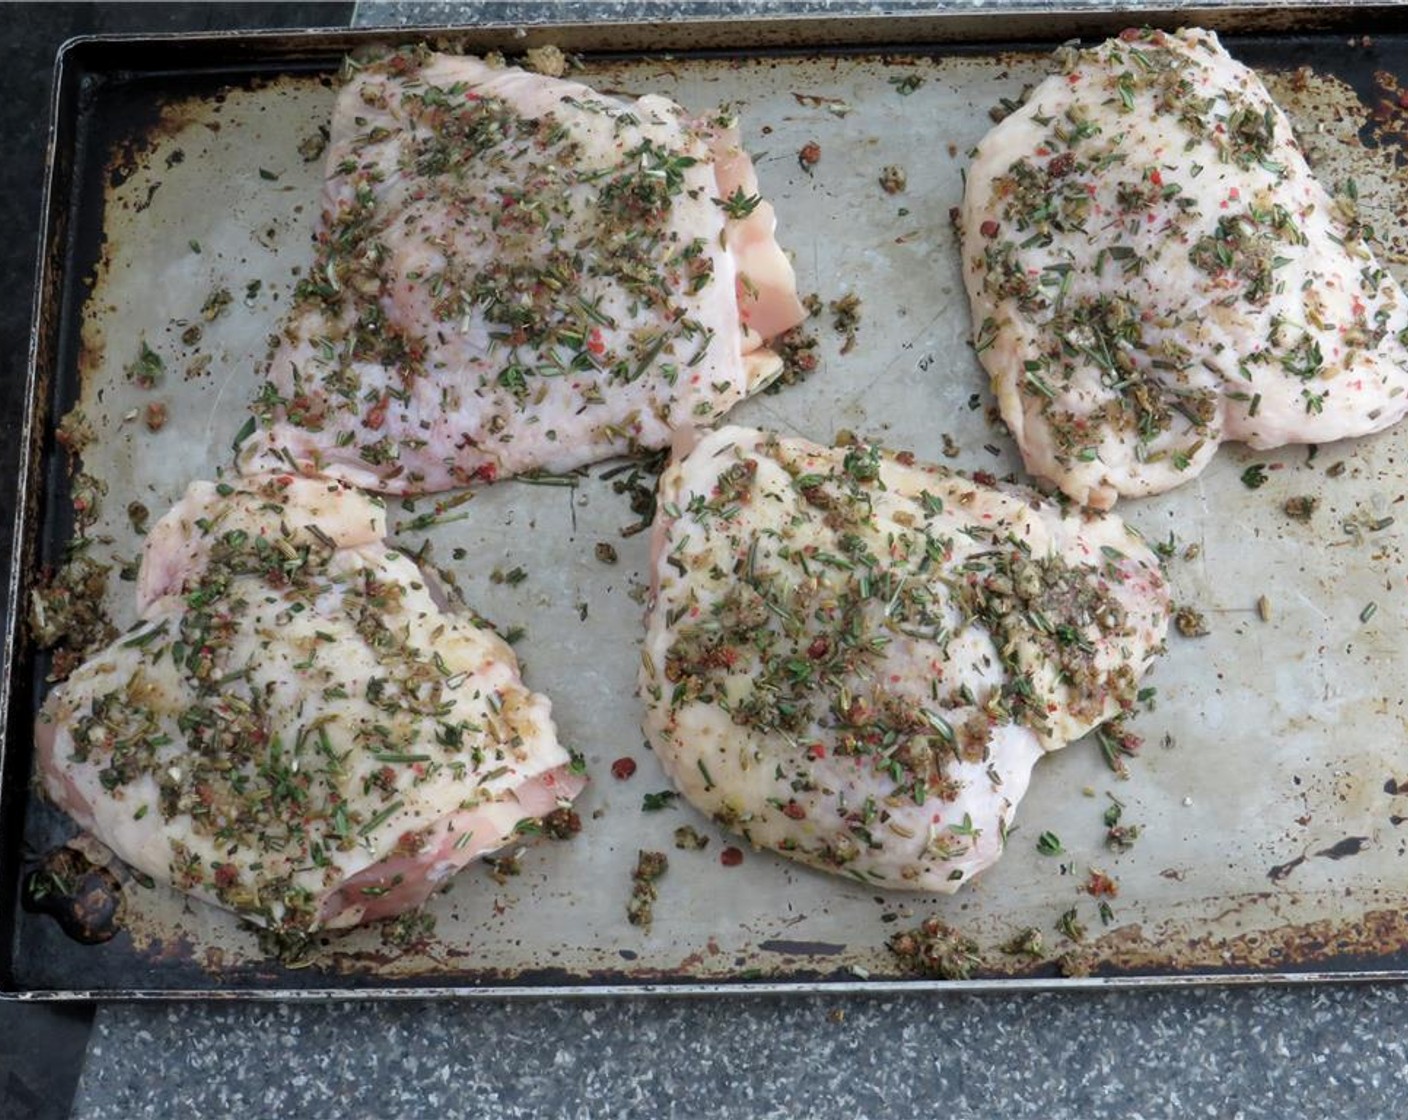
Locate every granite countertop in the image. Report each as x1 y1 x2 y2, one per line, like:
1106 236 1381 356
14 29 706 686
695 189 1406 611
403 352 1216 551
4 4 1407 1117
72 984 1408 1118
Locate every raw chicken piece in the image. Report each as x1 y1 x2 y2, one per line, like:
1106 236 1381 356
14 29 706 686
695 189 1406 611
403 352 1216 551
640 426 1169 892
961 28 1408 509
240 48 806 494
36 475 584 938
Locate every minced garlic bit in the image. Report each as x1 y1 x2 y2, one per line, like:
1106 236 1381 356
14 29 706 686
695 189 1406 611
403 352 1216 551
524 45 567 78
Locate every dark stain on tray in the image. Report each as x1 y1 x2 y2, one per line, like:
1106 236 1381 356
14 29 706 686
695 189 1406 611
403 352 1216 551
1316 836 1371 860
1269 854 1307 883
1078 905 1408 979
22 847 125 945
759 939 847 957
1267 837 1371 882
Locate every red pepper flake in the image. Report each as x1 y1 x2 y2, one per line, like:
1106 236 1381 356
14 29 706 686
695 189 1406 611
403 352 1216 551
586 328 606 356
472 462 498 484
798 141 821 174
782 801 807 820
144 401 168 432
979 219 1000 238
806 636 830 660
611 757 638 781
365 392 390 431
1085 870 1120 897
1148 168 1163 187
720 846 744 867
972 470 998 487
805 743 827 761
1119 27 1144 42
213 863 238 889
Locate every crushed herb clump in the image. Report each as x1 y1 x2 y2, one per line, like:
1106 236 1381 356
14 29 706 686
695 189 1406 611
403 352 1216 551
829 293 862 356
1174 606 1209 637
673 825 709 851
1283 495 1318 522
30 553 117 682
888 917 981 980
627 849 668 929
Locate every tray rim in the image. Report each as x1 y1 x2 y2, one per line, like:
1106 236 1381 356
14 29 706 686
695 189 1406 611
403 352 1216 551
5 966 1408 1003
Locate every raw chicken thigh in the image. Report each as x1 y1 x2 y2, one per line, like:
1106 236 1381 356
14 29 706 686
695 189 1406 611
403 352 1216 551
640 426 1169 892
961 28 1408 509
240 48 806 494
37 475 583 937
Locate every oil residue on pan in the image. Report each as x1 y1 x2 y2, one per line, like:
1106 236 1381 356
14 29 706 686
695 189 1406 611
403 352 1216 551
13 22 1408 995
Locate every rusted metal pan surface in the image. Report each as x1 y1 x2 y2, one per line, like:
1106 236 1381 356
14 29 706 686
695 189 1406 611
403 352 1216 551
6 10 1408 996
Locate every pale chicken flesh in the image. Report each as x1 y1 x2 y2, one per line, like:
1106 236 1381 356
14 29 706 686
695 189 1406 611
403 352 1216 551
640 426 1169 892
240 48 806 494
36 475 584 937
961 28 1408 509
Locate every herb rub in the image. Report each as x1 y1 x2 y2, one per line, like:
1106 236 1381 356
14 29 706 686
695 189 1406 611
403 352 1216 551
36 476 584 939
240 47 806 494
961 29 1408 509
639 426 1170 892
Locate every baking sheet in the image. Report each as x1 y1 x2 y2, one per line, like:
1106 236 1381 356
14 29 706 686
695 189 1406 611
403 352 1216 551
6 10 1408 996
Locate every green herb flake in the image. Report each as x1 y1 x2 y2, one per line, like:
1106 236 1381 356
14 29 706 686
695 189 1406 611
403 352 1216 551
125 341 165 389
231 415 257 453
713 185 762 220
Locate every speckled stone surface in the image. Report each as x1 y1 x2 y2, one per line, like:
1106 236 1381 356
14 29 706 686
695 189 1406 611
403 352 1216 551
73 986 1408 1118
51 2 1408 1117
348 0 1298 25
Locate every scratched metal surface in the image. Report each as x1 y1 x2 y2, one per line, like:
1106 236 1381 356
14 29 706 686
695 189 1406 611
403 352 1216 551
10 16 1408 994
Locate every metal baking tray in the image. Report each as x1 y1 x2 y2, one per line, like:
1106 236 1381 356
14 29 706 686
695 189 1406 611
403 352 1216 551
6 6 1408 999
